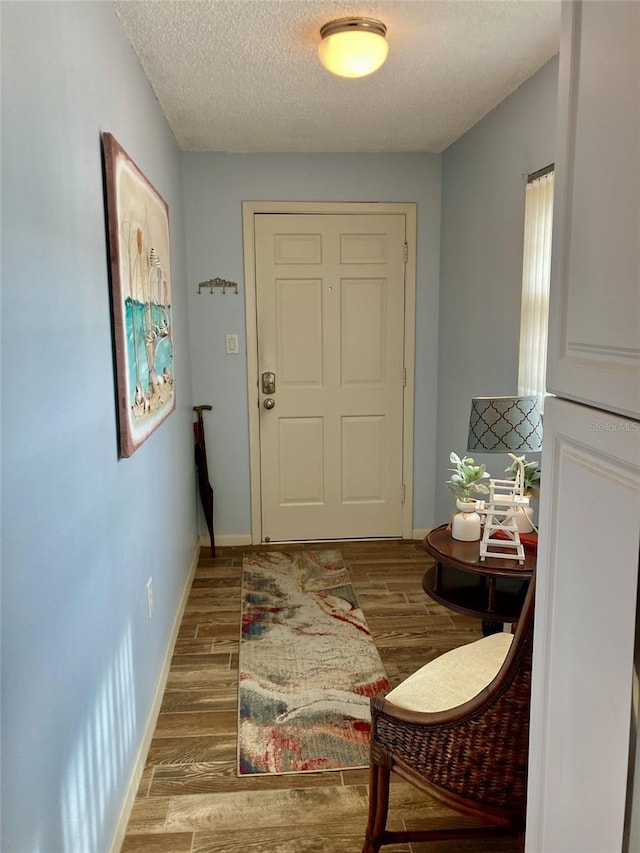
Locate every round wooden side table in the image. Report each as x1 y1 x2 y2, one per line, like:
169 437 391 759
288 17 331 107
423 524 535 634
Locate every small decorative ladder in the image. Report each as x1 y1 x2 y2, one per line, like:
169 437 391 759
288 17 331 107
479 478 527 563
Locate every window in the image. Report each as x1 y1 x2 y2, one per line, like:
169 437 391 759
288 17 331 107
518 166 554 404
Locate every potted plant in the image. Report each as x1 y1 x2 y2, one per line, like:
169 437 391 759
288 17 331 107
504 455 541 498
504 454 541 533
446 452 490 541
447 451 491 502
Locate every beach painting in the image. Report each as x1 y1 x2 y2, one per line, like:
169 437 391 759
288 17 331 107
103 133 175 457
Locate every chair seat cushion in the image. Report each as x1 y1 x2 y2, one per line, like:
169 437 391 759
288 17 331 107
386 632 513 712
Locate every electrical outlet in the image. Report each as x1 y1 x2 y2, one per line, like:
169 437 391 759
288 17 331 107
146 577 154 619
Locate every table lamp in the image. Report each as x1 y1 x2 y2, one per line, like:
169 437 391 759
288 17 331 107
467 395 543 562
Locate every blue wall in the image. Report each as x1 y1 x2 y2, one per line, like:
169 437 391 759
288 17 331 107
436 57 558 520
182 153 442 535
1 3 198 851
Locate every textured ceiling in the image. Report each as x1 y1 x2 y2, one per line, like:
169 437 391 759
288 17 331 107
114 0 560 154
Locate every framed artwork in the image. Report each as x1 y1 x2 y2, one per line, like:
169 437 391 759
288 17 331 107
103 133 175 457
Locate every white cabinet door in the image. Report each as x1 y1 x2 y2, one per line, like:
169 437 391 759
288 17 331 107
526 396 640 852
546 0 640 419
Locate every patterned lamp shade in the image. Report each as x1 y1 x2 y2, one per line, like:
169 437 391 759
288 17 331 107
467 396 543 454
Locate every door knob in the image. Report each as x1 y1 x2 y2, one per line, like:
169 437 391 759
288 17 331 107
263 397 275 410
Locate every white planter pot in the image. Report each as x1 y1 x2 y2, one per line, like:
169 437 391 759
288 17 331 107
451 500 481 541
514 504 535 534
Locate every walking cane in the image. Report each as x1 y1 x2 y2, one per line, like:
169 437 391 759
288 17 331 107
193 405 215 557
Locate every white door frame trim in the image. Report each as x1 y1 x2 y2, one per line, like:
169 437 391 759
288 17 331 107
242 200 417 545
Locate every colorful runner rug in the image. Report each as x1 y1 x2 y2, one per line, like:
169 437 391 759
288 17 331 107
238 550 390 775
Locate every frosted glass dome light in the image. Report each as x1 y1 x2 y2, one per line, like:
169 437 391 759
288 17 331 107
318 18 388 79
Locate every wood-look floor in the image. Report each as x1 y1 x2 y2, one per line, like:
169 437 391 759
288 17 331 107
121 540 519 852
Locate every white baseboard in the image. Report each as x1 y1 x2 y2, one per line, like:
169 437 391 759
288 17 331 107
199 533 253 548
412 527 431 540
109 537 201 853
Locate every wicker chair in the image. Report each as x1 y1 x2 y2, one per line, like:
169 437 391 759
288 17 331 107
362 571 535 853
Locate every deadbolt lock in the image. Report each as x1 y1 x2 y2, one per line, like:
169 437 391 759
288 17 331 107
261 371 276 394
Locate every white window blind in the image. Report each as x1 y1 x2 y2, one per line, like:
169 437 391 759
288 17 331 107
518 169 554 403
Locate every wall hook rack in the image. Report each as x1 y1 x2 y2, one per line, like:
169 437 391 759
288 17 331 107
197 277 238 295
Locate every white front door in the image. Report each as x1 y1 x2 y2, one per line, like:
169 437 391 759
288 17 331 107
254 212 407 542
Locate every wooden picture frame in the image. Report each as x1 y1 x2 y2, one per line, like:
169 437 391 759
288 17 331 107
103 133 175 457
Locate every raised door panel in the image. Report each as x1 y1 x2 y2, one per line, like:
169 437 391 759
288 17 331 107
546 1 640 418
275 279 323 386
341 415 385 503
341 278 386 385
277 418 324 505
273 233 322 264
340 232 388 264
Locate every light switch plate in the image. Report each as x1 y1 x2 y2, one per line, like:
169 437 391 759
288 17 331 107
225 334 239 354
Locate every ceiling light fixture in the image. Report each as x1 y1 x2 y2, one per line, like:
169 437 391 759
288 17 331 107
318 17 388 79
